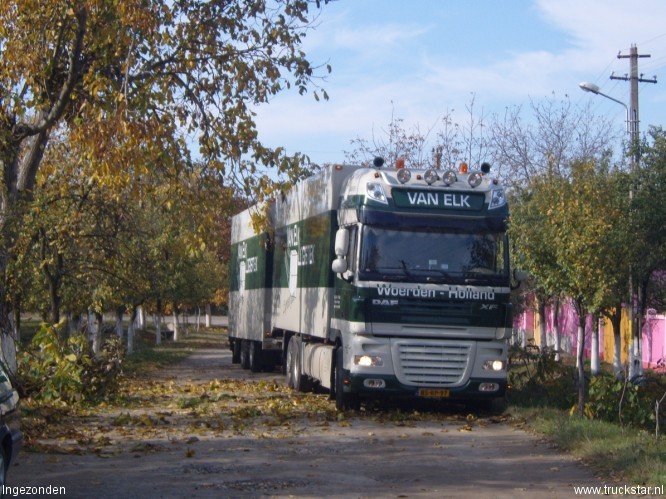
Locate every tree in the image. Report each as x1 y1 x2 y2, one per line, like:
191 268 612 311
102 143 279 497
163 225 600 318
0 0 331 371
489 95 618 187
344 96 491 169
510 160 628 416
628 127 666 377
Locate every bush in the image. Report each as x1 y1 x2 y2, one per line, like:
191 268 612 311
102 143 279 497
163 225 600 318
588 374 666 430
507 343 576 409
17 321 125 403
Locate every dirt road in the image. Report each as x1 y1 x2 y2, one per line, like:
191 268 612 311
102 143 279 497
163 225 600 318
10 330 608 498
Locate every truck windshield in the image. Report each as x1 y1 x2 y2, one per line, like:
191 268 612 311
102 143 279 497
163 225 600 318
359 226 509 285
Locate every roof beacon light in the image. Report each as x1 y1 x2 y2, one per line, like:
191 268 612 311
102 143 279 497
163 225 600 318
459 162 469 174
395 158 405 169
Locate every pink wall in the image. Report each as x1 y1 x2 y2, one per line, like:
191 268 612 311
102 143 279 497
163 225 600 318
643 314 666 370
515 302 665 370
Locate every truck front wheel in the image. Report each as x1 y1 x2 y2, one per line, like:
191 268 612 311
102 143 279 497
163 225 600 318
334 347 360 411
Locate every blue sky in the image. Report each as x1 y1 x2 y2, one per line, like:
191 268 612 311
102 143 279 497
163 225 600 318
254 0 666 166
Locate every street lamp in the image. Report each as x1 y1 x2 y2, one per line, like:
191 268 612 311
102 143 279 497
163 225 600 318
579 82 630 135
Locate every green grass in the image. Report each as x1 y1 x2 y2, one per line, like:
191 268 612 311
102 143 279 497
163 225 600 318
509 398 666 486
122 326 227 376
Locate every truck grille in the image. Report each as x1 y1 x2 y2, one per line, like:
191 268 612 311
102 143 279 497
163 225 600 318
393 341 472 387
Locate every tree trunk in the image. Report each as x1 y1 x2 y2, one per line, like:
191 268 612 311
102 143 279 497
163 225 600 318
115 306 125 339
205 303 212 328
92 311 104 357
591 314 600 376
609 304 623 378
87 310 96 338
172 307 179 342
12 304 20 346
154 314 162 345
136 306 145 330
576 313 587 417
46 265 61 325
127 306 137 354
553 296 561 361
536 296 546 348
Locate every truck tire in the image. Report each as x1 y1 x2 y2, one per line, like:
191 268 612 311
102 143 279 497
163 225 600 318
240 340 250 369
285 336 297 388
334 347 360 411
286 336 312 392
231 339 241 364
249 341 262 373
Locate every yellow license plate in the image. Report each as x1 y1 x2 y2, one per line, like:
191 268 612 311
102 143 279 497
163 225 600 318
418 388 450 398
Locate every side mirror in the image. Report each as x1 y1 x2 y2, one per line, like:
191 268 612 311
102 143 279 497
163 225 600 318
334 228 349 257
511 269 529 290
332 258 348 274
332 228 350 275
513 269 529 282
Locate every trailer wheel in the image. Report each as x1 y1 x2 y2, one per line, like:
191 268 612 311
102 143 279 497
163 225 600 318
334 347 360 411
240 340 250 369
231 339 241 364
249 341 262 373
285 336 297 388
286 336 312 392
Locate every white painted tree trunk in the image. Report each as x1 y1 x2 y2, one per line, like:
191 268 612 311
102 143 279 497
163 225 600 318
92 312 103 358
87 310 97 338
172 310 179 341
136 306 145 329
205 303 212 328
127 308 136 354
591 319 600 375
613 332 622 377
115 307 124 338
154 314 162 345
553 298 560 361
576 324 584 369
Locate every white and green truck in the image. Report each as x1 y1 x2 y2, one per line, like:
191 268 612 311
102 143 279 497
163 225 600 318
229 158 515 410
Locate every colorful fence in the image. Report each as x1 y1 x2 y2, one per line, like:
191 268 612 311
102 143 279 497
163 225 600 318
513 301 666 370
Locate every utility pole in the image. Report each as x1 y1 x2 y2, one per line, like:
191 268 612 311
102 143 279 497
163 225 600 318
610 44 657 379
610 44 657 164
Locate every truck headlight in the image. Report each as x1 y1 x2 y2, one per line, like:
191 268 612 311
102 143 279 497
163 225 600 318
483 360 505 371
366 182 388 204
354 355 384 367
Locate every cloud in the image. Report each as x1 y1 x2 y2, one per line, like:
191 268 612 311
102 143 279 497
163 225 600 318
253 0 666 164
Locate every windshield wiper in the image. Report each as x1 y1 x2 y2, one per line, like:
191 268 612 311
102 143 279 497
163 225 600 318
381 273 407 281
